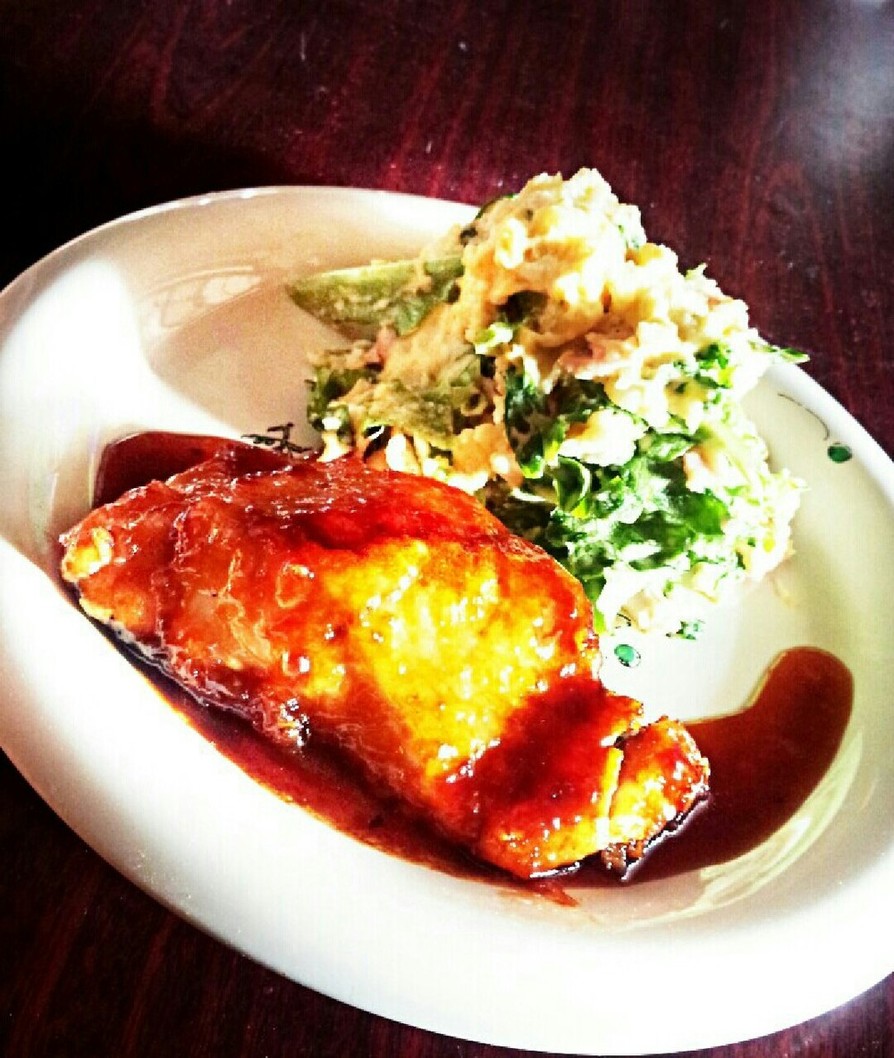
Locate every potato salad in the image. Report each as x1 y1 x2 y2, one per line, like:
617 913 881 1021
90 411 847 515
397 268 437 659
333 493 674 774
291 169 805 635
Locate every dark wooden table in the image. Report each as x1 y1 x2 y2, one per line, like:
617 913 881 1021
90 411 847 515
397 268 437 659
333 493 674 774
2 2 892 1056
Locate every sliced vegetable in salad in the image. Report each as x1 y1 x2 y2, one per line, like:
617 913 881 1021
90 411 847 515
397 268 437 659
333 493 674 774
289 169 806 635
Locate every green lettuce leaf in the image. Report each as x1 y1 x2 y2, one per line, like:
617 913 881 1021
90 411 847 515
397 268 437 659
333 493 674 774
494 363 731 621
289 256 463 339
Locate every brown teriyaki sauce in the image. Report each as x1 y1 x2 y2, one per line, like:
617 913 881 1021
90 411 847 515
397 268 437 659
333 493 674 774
91 432 855 894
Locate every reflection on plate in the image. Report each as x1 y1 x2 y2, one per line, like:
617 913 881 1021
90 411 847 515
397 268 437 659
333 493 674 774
1 187 893 1055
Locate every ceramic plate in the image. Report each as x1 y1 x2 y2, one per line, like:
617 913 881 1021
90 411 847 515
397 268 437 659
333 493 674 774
1 187 892 1055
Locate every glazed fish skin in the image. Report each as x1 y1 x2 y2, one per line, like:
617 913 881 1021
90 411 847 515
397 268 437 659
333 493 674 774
60 443 708 878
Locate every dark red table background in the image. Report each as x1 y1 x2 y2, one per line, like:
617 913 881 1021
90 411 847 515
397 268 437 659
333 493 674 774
2 3 892 1056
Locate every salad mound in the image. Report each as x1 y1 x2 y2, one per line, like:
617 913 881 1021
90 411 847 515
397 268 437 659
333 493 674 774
292 169 805 636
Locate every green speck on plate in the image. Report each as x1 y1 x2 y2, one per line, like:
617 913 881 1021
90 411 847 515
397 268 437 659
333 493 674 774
827 443 852 464
614 643 641 668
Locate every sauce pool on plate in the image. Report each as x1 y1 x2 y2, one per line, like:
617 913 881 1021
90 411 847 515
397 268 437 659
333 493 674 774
605 646 853 885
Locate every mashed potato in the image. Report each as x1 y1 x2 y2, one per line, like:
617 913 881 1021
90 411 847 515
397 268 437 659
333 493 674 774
295 169 805 635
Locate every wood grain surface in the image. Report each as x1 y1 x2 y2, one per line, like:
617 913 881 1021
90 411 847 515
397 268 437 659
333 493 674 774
1 2 892 1056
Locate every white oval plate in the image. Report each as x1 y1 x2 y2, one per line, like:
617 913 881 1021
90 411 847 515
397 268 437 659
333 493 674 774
1 187 892 1055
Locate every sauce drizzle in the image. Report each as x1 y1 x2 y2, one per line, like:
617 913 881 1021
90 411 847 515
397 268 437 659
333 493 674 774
145 645 853 889
610 647 853 884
